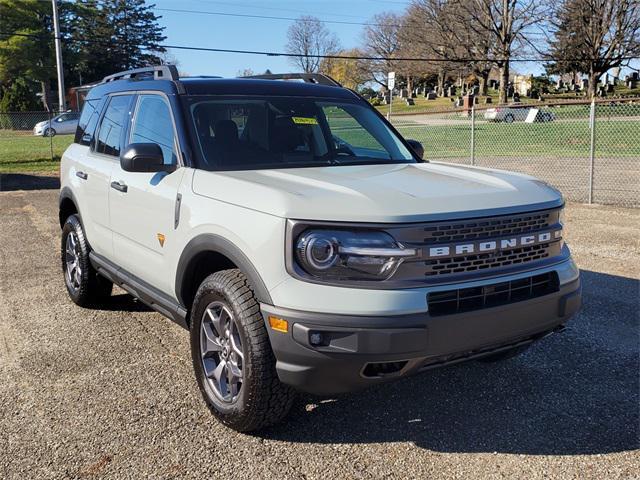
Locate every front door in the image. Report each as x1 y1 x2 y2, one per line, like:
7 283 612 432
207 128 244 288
109 93 185 295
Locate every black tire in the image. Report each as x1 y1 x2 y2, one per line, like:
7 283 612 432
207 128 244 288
190 269 295 432
477 344 530 363
61 214 113 307
504 113 515 123
44 127 56 137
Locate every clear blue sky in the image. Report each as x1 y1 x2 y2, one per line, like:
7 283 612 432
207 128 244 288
154 0 407 77
152 0 637 80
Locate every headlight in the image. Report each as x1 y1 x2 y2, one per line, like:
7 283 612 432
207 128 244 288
558 207 565 226
295 229 417 281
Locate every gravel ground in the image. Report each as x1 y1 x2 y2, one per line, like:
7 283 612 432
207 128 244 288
1 180 638 479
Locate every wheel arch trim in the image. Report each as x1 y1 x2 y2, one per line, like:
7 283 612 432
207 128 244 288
59 186 81 227
175 233 273 307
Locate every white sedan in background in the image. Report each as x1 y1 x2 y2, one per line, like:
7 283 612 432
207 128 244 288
33 112 80 137
484 106 556 123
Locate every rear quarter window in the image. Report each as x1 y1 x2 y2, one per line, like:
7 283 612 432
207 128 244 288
74 99 103 146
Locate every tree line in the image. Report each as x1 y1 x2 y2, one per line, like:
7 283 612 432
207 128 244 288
285 0 640 101
0 0 166 112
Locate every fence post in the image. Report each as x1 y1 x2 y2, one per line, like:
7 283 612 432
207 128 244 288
588 99 596 204
470 104 476 165
49 111 54 162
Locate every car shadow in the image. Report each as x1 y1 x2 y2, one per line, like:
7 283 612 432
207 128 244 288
92 293 154 313
0 173 60 191
258 270 639 456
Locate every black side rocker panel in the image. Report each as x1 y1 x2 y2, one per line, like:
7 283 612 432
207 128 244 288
90 252 188 329
174 233 273 306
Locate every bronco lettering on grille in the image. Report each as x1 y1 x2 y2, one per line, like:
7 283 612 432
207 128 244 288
426 230 562 259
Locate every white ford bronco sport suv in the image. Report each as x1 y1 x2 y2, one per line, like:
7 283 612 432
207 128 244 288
59 66 581 431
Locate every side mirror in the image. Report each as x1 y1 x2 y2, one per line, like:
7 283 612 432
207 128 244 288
120 143 175 173
405 139 424 160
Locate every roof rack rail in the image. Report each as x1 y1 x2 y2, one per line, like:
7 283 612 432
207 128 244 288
101 65 185 93
242 73 342 87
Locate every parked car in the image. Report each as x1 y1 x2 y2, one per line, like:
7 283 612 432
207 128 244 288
59 66 581 432
484 105 556 123
33 111 80 136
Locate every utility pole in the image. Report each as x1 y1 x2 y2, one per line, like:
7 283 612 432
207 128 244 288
51 0 66 111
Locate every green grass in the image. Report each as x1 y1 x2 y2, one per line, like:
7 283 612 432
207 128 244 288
0 131 73 173
333 117 640 159
1 111 638 174
401 120 640 159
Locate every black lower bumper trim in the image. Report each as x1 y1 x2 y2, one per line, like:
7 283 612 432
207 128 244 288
261 278 581 396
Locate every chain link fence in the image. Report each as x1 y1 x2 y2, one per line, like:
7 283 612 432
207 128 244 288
1 102 639 206
0 111 75 174
391 99 640 207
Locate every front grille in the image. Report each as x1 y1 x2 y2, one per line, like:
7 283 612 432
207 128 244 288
423 211 553 244
427 271 559 316
385 207 564 284
425 243 555 276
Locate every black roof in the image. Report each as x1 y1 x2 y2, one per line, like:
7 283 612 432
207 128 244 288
86 76 358 101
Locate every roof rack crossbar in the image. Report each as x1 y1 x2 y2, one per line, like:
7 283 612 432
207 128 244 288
241 73 342 87
101 65 185 93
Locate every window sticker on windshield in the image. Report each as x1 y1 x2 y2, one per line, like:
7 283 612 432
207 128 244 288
292 116 318 125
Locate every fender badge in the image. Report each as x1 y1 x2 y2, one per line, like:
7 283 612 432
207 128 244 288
157 233 165 247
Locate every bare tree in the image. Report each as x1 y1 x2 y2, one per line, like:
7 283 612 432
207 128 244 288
402 1 474 95
285 16 340 73
459 0 550 103
547 0 640 98
361 12 403 88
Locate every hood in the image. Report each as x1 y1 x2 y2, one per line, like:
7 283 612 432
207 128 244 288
192 162 563 223
35 120 49 128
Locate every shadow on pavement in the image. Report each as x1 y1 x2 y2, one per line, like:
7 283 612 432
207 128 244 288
0 173 60 191
92 294 154 313
260 270 639 456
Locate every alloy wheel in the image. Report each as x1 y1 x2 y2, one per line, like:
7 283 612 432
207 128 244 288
200 301 245 403
64 231 82 292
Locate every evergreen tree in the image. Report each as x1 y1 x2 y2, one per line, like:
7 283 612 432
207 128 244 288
71 0 166 83
0 0 167 111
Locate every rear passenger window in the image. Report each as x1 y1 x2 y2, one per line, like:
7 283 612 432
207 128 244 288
130 95 177 165
75 99 102 146
96 95 132 156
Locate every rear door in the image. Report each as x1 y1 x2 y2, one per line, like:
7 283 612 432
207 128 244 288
108 92 185 294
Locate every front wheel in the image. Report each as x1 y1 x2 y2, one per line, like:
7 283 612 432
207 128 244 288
190 269 295 432
504 113 515 123
44 127 56 137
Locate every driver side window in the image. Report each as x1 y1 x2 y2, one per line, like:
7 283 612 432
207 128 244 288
130 95 177 165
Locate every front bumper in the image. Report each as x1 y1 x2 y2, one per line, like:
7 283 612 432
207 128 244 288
261 265 581 396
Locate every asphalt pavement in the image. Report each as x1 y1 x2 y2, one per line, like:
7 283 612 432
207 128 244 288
1 174 638 479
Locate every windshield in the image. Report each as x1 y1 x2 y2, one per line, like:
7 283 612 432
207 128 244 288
185 96 416 171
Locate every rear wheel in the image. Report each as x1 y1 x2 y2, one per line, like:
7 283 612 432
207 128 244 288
190 269 295 432
61 214 113 306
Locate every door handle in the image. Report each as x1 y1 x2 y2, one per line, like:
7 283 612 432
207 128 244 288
76 171 88 180
110 181 128 193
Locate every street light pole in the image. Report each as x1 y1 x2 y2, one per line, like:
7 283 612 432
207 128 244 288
51 0 66 111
